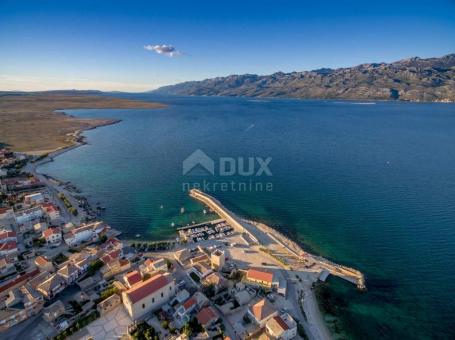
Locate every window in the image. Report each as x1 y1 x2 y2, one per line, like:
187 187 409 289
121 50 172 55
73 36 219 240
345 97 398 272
152 298 155 303
142 303 145 309
161 292 163 297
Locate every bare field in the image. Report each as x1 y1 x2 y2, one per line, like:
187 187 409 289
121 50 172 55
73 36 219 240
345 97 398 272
0 94 166 154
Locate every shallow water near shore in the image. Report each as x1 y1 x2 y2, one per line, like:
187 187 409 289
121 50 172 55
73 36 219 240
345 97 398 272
38 95 455 339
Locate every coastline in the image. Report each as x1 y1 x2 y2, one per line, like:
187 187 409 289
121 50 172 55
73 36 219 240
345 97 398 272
29 122 363 340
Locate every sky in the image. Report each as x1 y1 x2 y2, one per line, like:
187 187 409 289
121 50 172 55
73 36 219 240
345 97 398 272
1 0 454 92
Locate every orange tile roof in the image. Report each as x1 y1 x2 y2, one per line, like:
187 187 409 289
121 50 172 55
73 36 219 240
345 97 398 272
246 268 274 283
125 274 171 304
197 306 219 326
35 256 50 266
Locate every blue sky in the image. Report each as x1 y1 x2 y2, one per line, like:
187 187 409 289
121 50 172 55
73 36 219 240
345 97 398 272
1 0 454 91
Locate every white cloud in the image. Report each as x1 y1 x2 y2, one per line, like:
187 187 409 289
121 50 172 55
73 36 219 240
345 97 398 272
144 44 182 57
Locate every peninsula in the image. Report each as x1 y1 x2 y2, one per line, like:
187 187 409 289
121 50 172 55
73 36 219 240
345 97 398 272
0 92 166 154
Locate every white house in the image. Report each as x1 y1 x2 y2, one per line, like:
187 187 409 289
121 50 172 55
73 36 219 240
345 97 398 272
42 227 62 246
122 274 175 320
64 221 105 247
24 193 44 205
265 313 297 340
15 206 43 224
41 203 61 222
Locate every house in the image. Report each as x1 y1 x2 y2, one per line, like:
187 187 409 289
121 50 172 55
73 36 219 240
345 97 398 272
36 274 66 299
14 206 43 224
123 270 142 288
0 284 44 332
0 256 15 276
248 298 278 326
211 249 225 270
0 230 16 243
43 300 66 323
0 268 41 301
174 296 198 321
174 249 190 265
192 262 213 278
190 254 209 265
42 227 62 246
73 254 92 274
57 263 79 284
122 273 175 320
0 241 17 257
35 256 55 272
64 221 105 247
202 272 227 292
197 306 220 329
246 268 275 288
24 192 44 205
101 258 131 279
41 203 61 222
99 237 123 254
97 293 121 316
265 313 297 340
140 258 156 274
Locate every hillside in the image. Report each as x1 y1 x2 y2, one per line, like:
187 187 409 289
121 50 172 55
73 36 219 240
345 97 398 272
154 54 455 102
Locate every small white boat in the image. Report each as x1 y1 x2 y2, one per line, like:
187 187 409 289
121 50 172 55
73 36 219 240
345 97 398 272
160 205 164 209
203 209 207 214
171 222 175 227
135 234 141 238
180 207 185 214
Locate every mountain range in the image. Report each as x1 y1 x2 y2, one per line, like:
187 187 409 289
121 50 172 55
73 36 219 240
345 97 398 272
154 54 455 102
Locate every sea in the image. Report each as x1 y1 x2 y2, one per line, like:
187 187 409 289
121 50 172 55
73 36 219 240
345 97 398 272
38 94 455 339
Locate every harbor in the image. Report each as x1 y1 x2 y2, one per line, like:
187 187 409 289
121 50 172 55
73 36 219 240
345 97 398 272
189 189 366 290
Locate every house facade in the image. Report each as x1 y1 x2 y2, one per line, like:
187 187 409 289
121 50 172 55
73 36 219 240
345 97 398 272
122 274 175 320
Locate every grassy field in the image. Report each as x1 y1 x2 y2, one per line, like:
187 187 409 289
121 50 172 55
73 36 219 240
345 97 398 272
0 93 165 154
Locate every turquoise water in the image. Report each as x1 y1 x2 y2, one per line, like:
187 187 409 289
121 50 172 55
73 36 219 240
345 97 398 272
39 95 455 339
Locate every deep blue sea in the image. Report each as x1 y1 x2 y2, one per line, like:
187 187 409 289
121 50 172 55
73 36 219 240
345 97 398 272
39 95 455 339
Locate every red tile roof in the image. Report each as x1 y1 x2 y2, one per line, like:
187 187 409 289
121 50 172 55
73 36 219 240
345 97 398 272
0 268 40 293
125 274 172 304
0 231 16 240
246 268 274 284
125 270 142 287
101 249 121 264
197 306 219 326
273 315 289 330
43 227 61 239
183 296 197 310
0 241 17 251
250 298 276 321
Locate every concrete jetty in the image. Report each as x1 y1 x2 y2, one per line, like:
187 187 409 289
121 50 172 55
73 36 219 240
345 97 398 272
189 188 366 290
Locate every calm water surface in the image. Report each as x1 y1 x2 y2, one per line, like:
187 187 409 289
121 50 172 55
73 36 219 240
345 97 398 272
39 95 455 339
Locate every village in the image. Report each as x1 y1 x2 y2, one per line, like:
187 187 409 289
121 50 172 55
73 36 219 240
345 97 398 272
0 147 364 340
